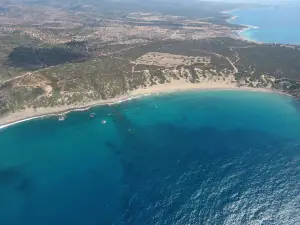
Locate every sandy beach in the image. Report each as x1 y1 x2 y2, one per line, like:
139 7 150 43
0 80 274 129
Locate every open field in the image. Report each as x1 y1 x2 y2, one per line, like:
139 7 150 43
133 52 211 67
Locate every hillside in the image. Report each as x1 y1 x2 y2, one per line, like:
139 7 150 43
8 41 88 69
1 0 300 119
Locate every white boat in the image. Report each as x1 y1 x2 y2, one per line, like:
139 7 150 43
101 120 107 124
58 115 66 121
90 113 96 118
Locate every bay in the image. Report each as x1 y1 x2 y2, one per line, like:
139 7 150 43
1 91 300 224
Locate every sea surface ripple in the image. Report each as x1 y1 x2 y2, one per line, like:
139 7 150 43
0 91 300 225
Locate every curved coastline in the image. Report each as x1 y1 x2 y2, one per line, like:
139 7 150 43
225 6 300 45
222 9 260 43
236 23 259 43
0 82 286 130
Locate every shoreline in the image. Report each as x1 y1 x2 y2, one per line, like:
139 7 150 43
0 82 284 130
236 23 260 43
225 8 300 46
222 8 261 44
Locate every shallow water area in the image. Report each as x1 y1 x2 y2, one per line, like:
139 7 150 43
229 6 300 44
0 91 300 224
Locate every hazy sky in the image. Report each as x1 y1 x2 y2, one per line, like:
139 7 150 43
204 0 296 3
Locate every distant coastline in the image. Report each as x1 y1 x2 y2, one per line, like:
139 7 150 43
237 24 260 43
222 9 260 43
225 6 300 45
0 81 282 130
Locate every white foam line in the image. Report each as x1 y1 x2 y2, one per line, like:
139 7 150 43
0 115 47 130
0 90 289 131
240 24 259 29
0 95 152 131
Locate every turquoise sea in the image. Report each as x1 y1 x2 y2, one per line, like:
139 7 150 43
1 91 300 224
229 6 300 45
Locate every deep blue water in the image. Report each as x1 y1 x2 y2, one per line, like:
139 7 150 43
229 6 300 45
1 91 300 225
